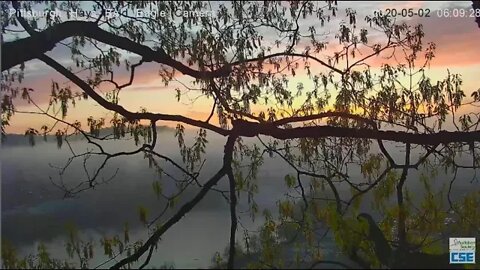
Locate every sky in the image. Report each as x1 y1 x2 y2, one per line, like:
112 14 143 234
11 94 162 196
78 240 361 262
3 0 480 134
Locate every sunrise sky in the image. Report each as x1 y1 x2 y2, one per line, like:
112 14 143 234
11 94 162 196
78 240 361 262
4 1 480 133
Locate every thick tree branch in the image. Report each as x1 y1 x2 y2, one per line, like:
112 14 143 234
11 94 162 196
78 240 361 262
232 119 480 145
2 7 351 81
272 111 402 168
1 18 343 76
10 6 230 137
139 245 154 270
41 47 480 147
36 54 230 136
111 169 226 269
396 143 410 252
227 168 238 269
110 134 238 269
1 20 232 77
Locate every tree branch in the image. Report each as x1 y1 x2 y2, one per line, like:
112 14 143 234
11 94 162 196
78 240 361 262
230 51 344 75
227 168 238 269
110 134 238 269
1 20 231 77
272 111 375 126
396 143 410 251
232 119 480 145
36 54 231 136
138 245 154 270
2 18 344 76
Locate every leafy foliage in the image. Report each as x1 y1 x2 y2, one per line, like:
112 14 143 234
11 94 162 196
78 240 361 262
1 0 479 269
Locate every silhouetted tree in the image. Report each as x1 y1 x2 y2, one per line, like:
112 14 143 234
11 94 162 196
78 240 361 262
1 1 479 269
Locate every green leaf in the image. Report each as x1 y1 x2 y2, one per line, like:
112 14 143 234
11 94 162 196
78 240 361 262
284 174 296 188
152 181 162 199
138 206 148 224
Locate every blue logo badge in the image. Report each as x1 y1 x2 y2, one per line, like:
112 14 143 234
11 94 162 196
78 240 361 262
449 238 476 264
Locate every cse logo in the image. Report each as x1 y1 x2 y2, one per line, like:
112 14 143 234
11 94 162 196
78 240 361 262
450 252 475 264
449 238 476 264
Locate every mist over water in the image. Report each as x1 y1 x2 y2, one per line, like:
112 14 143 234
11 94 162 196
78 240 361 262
1 128 294 268
1 128 477 268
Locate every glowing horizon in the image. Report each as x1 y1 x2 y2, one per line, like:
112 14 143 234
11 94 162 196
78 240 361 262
3 1 479 134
